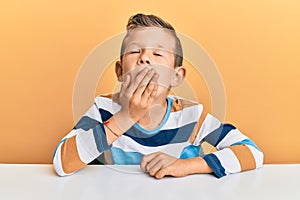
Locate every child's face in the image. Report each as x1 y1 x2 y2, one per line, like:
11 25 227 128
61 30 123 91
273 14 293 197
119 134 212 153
121 27 176 73
116 27 183 96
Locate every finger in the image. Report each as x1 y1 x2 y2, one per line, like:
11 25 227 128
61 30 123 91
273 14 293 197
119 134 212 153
127 68 150 95
140 152 161 172
148 160 164 176
140 152 160 172
142 72 159 96
155 168 168 179
133 69 155 97
151 72 159 83
139 73 159 106
138 83 155 106
140 68 155 87
119 75 130 97
146 81 159 105
145 153 164 172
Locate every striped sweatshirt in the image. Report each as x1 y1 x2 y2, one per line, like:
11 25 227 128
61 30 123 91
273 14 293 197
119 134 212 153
53 94 264 178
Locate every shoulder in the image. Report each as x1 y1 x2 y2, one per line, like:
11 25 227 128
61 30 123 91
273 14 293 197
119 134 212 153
95 93 120 102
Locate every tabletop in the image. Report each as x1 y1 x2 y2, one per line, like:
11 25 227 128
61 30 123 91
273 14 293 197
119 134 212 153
0 164 299 200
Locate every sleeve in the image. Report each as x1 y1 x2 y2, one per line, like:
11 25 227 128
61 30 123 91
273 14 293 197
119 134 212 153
53 97 110 176
191 113 264 178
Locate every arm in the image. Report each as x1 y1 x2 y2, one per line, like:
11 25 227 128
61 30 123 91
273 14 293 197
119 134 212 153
198 114 264 178
53 67 159 176
140 152 212 179
141 113 263 179
52 100 129 176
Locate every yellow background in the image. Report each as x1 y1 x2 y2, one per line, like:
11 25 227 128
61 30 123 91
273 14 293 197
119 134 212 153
0 0 299 164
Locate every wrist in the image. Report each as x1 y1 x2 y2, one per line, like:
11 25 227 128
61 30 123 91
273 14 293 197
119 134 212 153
119 109 141 123
181 157 213 175
104 112 135 145
113 111 136 133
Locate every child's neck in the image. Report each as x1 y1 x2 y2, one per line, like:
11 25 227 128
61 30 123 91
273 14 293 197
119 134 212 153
137 97 168 130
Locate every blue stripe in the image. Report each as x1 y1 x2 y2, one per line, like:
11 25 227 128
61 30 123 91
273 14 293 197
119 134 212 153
203 154 226 178
97 97 196 146
99 108 113 122
124 122 197 147
180 145 200 159
95 98 196 147
203 124 236 146
111 147 143 164
133 97 172 134
231 138 261 152
93 124 110 153
73 115 110 153
53 138 67 159
74 116 100 130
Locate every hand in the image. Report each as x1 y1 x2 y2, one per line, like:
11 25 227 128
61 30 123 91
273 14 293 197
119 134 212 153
118 67 159 123
140 152 189 179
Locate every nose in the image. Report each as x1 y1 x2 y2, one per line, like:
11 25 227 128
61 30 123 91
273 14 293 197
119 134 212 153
137 49 151 65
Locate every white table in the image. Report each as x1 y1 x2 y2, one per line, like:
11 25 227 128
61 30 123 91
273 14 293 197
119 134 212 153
0 164 299 200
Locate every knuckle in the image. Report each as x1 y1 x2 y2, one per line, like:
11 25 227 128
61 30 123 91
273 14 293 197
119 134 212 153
149 170 155 176
137 84 145 91
124 92 130 98
147 84 154 90
132 99 139 106
126 85 133 93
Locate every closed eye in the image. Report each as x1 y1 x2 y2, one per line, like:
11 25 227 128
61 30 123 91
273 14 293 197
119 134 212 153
129 50 140 54
153 52 162 56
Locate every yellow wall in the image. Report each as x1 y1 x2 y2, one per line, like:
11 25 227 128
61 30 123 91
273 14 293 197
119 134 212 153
1 0 299 164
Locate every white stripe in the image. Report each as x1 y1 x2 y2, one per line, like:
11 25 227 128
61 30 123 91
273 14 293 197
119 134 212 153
247 145 264 168
94 96 202 130
62 129 78 140
53 143 70 176
213 148 242 175
193 113 222 145
95 96 121 114
76 129 101 163
112 135 190 158
162 104 202 130
216 129 248 150
83 103 103 123
53 129 79 176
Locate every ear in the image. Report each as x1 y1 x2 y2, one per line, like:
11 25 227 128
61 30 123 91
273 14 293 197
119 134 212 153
115 61 123 82
170 66 186 87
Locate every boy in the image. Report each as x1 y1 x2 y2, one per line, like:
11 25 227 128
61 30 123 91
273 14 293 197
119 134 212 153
53 13 263 179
